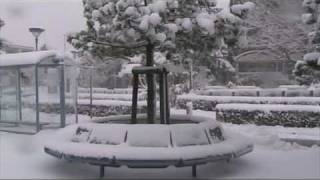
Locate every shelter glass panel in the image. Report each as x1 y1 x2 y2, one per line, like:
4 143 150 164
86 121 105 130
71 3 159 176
0 69 18 123
20 66 36 125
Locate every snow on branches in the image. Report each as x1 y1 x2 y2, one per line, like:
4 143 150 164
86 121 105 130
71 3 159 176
294 0 320 85
69 0 255 57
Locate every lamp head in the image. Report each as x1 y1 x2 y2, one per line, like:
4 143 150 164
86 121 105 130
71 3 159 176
29 27 45 38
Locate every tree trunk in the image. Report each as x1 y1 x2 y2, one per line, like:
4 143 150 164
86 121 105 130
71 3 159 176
146 43 156 124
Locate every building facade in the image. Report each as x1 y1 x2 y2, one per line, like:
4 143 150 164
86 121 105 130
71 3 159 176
235 49 294 87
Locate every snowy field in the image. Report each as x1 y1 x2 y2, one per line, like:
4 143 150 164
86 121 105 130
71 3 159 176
0 110 319 179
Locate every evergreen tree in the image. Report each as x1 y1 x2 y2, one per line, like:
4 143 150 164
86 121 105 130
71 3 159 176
294 0 320 85
68 0 254 122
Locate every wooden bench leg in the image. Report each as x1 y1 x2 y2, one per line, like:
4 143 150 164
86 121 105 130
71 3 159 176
100 165 105 178
192 165 197 177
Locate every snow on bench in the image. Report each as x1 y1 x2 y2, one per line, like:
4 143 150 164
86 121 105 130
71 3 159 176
44 121 253 176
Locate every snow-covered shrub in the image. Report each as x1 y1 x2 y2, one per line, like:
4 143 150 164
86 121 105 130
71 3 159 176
259 89 284 97
79 104 147 117
176 95 320 111
77 93 146 101
302 13 316 24
193 86 314 97
78 87 146 94
294 0 320 85
36 102 147 117
194 88 261 97
216 104 320 127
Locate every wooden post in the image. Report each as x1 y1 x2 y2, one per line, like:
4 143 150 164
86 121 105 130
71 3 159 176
131 66 171 124
89 67 93 119
99 166 105 178
146 43 156 124
192 165 197 177
159 72 165 124
256 91 260 97
59 63 66 128
17 69 22 122
35 65 40 132
164 70 170 124
310 90 314 97
131 73 139 124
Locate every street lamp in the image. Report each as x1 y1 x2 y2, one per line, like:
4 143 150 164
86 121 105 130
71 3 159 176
29 27 45 51
0 19 4 30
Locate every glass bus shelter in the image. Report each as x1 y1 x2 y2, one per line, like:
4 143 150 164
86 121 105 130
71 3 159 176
0 51 77 134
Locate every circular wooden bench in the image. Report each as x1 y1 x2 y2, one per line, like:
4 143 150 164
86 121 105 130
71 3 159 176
44 115 253 178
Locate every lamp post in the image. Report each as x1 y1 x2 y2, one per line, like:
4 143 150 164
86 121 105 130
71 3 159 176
0 19 4 48
0 19 4 30
29 27 45 51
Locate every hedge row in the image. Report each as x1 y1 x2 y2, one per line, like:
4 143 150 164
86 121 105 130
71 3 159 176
34 103 147 117
78 88 146 94
176 94 320 111
216 104 320 128
76 104 147 117
77 93 146 101
193 88 320 97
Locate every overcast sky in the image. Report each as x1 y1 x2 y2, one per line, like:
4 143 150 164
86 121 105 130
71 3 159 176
0 0 86 51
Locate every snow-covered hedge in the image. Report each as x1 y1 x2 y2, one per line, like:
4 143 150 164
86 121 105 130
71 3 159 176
176 94 320 111
78 88 146 94
38 101 147 117
216 104 320 127
194 87 316 97
77 93 146 101
76 104 147 117
194 88 261 96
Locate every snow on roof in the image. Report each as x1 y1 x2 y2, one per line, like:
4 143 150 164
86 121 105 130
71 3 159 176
0 50 59 67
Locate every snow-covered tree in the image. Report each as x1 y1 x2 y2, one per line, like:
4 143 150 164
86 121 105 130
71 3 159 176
245 0 309 62
231 0 309 87
294 0 320 85
68 0 255 123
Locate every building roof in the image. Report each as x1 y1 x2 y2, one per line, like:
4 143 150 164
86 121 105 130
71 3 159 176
235 50 286 63
0 50 72 67
1 40 34 53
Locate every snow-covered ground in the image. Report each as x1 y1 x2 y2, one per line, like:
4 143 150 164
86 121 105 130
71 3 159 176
0 128 319 179
0 109 319 179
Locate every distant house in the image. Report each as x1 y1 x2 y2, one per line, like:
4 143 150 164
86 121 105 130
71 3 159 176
235 49 294 87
